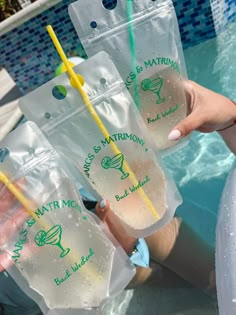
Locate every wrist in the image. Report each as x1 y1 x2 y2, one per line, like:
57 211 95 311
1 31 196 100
218 122 236 136
124 238 138 255
218 123 236 154
217 100 236 132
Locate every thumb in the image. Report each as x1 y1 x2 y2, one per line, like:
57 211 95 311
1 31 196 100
168 111 204 141
95 199 109 222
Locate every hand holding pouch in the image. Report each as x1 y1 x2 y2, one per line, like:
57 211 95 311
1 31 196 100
69 0 189 152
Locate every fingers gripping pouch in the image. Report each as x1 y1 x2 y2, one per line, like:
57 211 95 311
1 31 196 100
0 122 135 315
19 52 182 238
68 0 189 153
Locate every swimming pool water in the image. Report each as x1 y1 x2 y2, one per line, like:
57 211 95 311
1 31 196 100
101 20 236 315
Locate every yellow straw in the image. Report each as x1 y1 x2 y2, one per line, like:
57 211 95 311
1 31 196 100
0 172 36 219
46 25 159 220
0 171 99 279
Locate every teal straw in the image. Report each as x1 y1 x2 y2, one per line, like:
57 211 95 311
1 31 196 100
126 0 141 111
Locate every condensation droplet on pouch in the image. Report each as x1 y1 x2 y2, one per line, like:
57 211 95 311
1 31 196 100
168 96 172 99
232 298 236 303
167 80 170 83
68 214 72 219
76 223 79 227
230 232 234 236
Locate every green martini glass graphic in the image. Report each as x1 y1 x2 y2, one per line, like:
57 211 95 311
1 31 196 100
101 153 129 180
35 224 70 258
141 77 165 104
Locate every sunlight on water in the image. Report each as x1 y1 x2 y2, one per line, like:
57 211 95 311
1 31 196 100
101 290 134 314
165 132 234 186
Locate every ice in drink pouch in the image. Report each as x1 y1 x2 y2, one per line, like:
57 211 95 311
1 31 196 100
0 122 135 314
19 52 182 237
68 0 189 152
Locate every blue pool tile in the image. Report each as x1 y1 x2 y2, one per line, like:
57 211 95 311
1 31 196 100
0 0 234 93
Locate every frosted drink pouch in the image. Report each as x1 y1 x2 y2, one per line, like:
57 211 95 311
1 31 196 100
0 122 135 315
69 0 189 152
19 51 182 238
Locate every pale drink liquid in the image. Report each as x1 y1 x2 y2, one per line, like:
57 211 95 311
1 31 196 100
139 67 188 150
90 146 167 231
12 181 115 309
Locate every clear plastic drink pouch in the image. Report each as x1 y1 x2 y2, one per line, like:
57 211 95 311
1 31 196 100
19 51 182 238
0 121 135 315
69 0 189 153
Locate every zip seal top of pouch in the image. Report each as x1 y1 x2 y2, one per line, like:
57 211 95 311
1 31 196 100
69 0 189 153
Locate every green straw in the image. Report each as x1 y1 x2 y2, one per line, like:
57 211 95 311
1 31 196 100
126 0 141 111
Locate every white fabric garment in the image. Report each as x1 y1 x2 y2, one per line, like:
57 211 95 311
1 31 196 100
0 68 23 141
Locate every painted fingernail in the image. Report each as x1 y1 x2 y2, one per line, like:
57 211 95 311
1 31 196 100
100 199 107 209
168 129 182 141
3 271 8 277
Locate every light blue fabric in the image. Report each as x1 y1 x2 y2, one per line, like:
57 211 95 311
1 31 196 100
129 238 150 268
79 188 97 202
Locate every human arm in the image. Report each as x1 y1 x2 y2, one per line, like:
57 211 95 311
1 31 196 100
95 199 137 255
96 200 215 293
218 124 236 154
